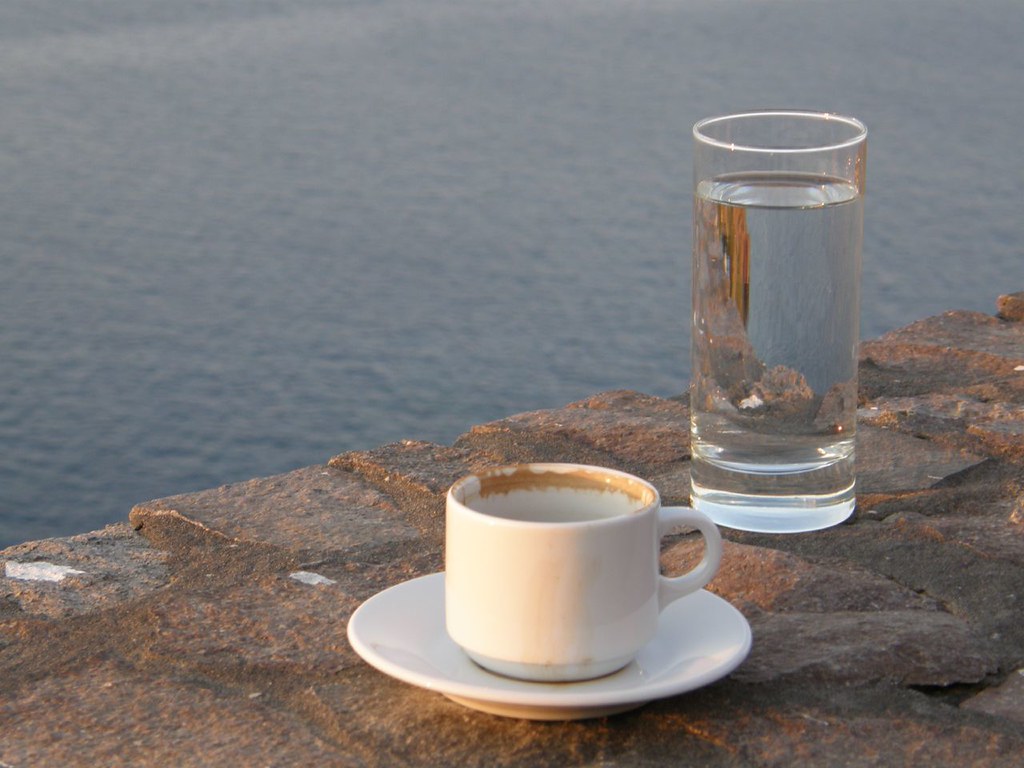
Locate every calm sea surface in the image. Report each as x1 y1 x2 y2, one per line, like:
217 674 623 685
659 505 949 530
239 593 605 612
2 0 1022 546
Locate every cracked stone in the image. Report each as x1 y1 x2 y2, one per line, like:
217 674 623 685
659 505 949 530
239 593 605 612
133 572 364 675
329 441 503 546
665 540 940 614
0 659 346 765
130 465 419 556
962 669 1024 725
0 524 169 620
460 390 693 471
664 539 995 687
855 424 987 493
661 682 1024 767
882 511 1024 566
860 394 1024 461
736 610 995 686
330 441 480 497
305 666 735 768
869 311 1024 361
859 311 1024 402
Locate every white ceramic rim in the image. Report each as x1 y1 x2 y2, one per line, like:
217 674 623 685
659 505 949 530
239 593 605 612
693 109 867 154
346 573 753 708
446 463 660 530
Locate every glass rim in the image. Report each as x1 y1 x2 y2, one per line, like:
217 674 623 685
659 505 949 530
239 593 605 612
693 110 867 154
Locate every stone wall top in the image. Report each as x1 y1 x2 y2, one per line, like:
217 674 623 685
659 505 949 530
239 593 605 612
2 293 1024 766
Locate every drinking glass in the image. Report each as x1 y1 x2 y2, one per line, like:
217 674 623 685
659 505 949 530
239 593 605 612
690 110 867 533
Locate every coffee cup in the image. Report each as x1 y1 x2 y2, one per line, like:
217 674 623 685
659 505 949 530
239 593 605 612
445 463 722 682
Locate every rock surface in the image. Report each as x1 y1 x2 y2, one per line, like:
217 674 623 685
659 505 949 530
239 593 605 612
2 299 1024 766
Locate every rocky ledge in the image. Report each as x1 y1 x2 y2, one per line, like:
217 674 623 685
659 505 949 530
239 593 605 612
2 294 1024 766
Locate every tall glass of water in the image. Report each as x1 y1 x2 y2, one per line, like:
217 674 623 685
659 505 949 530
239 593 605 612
690 110 867 533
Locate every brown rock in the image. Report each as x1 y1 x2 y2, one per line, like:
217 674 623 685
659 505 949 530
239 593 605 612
737 610 995 686
666 539 940 614
665 682 1024 767
967 419 1024 462
459 390 692 472
646 464 696 506
962 669 1024 725
1 524 169 620
130 465 420 556
665 539 995 687
329 441 497 547
871 310 1024 361
855 423 987 494
883 510 1024 567
997 292 1024 322
860 394 1024 461
306 666 737 767
330 440 480 496
0 659 346 766
134 572 364 675
734 513 1024 665
859 310 1024 402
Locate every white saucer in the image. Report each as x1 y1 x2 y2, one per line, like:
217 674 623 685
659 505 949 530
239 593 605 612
346 573 752 720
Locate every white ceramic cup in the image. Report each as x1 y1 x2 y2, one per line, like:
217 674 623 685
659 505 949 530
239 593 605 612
445 463 723 682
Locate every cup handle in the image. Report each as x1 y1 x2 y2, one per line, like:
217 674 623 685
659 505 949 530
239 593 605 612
657 506 723 609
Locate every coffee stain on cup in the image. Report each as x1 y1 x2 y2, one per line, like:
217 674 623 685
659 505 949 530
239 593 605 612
474 465 654 506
